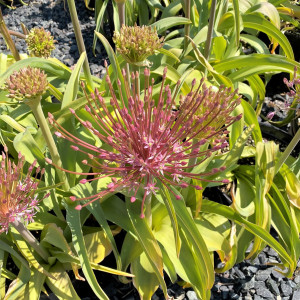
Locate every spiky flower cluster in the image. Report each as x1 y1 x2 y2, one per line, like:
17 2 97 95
180 80 241 142
3 67 48 102
48 68 242 218
26 27 56 58
113 24 164 66
267 68 300 121
0 146 45 234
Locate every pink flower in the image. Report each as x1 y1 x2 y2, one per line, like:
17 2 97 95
0 147 47 234
48 67 242 218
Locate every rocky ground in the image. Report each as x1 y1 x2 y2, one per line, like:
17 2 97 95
1 0 300 299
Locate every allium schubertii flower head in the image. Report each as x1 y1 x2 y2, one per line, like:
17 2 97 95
113 24 164 66
48 68 242 218
3 66 48 104
26 27 56 58
0 146 45 234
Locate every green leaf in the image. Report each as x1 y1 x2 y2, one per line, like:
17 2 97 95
61 52 86 109
3 265 31 300
241 100 263 144
201 199 296 276
66 205 109 300
0 115 25 133
151 17 191 34
126 198 168 298
45 262 81 300
0 57 71 86
13 128 45 166
131 253 160 300
95 32 127 104
154 183 181 256
92 0 109 55
156 47 180 62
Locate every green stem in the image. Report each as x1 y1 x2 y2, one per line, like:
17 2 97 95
11 220 49 262
117 2 126 26
275 127 300 173
0 8 21 61
66 0 94 90
184 0 191 51
28 98 70 192
144 193 152 227
203 0 217 61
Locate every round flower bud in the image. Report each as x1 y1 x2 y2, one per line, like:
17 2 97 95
113 24 164 66
3 67 48 104
26 27 56 58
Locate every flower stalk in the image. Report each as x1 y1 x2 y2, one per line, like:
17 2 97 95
184 0 191 51
0 8 21 61
66 0 94 90
204 0 217 61
3 67 70 192
11 219 49 262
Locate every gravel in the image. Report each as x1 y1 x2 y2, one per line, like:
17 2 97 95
1 1 300 299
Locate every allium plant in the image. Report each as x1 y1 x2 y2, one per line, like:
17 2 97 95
3 66 48 103
25 27 56 58
48 68 242 218
113 24 164 66
0 146 45 234
267 68 300 122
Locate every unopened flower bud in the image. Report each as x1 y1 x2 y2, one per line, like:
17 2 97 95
26 27 56 58
2 67 48 104
113 24 164 66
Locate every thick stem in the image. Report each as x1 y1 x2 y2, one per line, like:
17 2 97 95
28 99 70 192
11 219 49 262
66 0 94 90
144 193 152 228
0 8 21 61
203 0 217 61
275 127 300 173
184 0 191 51
117 2 126 26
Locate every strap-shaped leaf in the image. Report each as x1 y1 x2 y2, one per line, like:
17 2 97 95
126 198 168 298
66 205 109 300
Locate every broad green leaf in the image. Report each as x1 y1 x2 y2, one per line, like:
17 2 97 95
4 265 31 300
66 205 109 300
241 100 262 144
45 262 81 300
27 269 46 300
126 198 167 298
131 253 160 300
201 199 295 276
0 115 25 132
279 164 300 209
0 57 71 86
151 17 191 34
13 128 45 166
10 228 54 279
156 47 180 62
51 250 133 277
154 183 180 256
61 52 86 109
240 34 270 54
0 240 29 270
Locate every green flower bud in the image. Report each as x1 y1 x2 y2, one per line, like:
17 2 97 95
26 27 56 58
3 67 48 104
113 24 164 66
